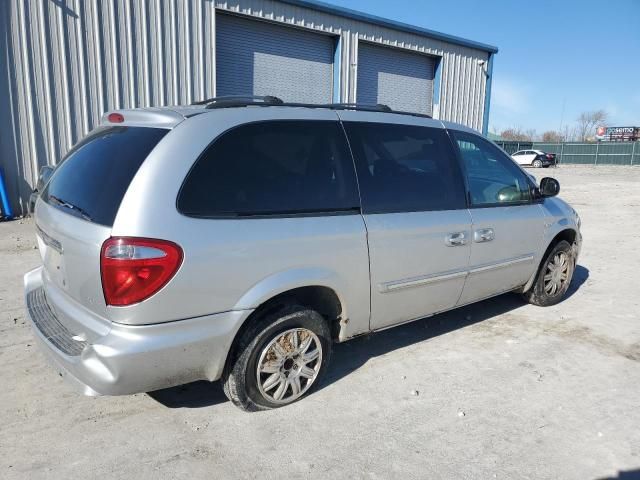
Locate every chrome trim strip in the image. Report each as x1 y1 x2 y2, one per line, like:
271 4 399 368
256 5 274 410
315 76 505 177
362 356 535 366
35 223 63 254
468 254 534 274
379 254 535 294
380 269 468 293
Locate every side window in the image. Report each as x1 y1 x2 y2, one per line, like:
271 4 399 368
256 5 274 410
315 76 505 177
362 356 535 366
178 121 359 217
343 122 466 213
452 131 532 206
512 151 522 156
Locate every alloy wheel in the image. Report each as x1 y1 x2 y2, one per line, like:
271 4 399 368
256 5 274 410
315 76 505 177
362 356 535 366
256 328 323 404
544 252 570 296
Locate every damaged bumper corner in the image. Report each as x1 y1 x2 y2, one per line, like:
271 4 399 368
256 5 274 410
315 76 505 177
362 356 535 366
24 266 251 396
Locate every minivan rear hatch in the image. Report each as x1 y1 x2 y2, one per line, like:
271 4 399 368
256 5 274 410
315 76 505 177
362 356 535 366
35 126 169 334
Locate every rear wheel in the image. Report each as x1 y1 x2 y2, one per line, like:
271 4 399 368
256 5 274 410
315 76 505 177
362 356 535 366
222 305 332 411
533 159 543 168
523 240 575 306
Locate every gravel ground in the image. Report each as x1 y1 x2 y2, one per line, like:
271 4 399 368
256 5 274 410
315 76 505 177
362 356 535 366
1 165 639 480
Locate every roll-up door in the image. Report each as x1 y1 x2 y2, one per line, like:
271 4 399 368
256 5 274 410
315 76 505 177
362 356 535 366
357 43 435 115
216 14 335 103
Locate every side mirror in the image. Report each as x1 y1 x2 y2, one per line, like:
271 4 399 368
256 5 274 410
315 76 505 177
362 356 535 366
36 165 54 191
539 177 560 197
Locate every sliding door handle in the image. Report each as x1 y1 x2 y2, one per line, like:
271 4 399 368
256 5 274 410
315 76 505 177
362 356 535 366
445 232 468 247
474 228 495 243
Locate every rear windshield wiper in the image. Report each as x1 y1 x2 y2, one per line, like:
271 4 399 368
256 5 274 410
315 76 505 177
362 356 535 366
48 195 93 221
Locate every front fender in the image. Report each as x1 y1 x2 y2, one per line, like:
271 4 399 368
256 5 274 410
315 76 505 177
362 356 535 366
521 197 581 293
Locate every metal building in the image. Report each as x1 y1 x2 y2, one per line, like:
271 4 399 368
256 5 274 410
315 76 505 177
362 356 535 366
0 0 498 216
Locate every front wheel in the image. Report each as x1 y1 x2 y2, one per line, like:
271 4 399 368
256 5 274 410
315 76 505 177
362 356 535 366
533 159 543 168
222 305 332 411
523 240 575 306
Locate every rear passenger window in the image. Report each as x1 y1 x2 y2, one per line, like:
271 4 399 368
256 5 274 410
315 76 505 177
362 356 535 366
342 122 466 213
178 121 359 217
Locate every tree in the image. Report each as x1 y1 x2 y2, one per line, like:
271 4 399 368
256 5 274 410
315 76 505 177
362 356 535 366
542 130 564 143
525 129 539 142
561 125 578 142
500 127 532 141
576 110 608 142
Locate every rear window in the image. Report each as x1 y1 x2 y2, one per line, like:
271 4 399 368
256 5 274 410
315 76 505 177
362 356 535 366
177 121 360 217
41 126 168 226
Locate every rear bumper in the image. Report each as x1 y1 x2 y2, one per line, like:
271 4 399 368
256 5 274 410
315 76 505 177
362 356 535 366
28 191 39 214
24 266 251 396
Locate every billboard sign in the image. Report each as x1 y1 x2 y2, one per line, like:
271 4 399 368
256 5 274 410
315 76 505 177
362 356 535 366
595 126 639 141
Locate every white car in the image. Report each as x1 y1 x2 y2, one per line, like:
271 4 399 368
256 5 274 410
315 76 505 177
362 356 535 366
511 150 556 168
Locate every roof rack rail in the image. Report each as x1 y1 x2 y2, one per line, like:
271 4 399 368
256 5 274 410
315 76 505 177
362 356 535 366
322 103 432 118
191 96 433 119
390 109 433 119
325 103 392 113
191 95 284 108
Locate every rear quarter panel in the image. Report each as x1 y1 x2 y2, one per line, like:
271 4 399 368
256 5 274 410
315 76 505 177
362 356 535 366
112 108 371 338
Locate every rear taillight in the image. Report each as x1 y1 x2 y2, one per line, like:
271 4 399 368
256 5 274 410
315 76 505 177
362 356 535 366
100 237 183 306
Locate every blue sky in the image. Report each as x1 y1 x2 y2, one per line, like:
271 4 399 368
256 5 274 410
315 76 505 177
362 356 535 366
327 0 640 134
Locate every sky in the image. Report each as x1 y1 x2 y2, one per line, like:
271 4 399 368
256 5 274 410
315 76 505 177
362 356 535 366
327 0 640 134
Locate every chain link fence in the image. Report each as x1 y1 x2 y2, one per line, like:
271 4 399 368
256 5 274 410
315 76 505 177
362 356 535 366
493 141 640 165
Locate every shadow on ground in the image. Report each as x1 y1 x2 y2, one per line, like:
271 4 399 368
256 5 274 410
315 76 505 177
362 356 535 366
149 265 589 409
566 264 589 299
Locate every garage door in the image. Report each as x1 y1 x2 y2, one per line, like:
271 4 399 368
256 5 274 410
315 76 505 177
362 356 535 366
357 43 435 115
216 14 335 103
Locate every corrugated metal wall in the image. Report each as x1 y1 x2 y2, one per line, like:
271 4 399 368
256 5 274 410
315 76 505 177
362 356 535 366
0 0 217 215
0 0 491 216
215 0 489 130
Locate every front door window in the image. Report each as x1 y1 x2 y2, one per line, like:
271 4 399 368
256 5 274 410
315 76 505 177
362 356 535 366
453 133 532 206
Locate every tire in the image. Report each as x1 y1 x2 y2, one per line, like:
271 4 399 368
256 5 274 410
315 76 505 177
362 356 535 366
222 305 332 411
523 240 575 307
532 159 543 168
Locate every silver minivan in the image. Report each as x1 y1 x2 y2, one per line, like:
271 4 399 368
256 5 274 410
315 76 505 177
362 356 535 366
24 97 581 411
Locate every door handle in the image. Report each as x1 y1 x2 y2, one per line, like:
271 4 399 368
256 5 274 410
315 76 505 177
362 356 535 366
474 228 495 243
445 232 468 247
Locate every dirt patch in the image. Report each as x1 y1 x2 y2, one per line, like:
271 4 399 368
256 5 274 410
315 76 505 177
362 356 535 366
2 165 640 480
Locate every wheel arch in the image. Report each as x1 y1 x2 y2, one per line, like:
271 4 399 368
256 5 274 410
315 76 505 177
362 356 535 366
242 285 344 335
522 228 578 292
223 283 346 379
